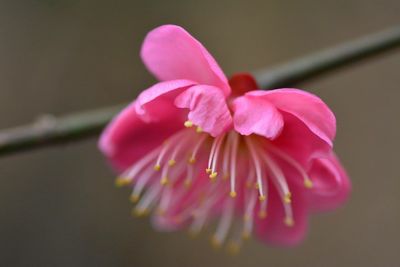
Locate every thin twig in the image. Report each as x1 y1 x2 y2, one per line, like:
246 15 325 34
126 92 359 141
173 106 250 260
255 26 400 88
0 105 125 156
1 26 400 157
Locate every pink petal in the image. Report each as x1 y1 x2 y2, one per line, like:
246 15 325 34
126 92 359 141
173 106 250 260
255 182 308 246
272 112 331 167
247 89 336 146
140 25 230 96
99 100 184 171
232 95 284 139
307 153 351 212
136 79 197 121
175 85 233 137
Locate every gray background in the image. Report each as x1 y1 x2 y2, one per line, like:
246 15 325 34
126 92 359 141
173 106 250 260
0 0 399 266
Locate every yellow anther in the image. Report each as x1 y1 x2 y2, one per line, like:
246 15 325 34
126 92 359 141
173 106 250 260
160 177 169 185
254 182 260 189
206 168 212 174
129 194 140 203
184 120 193 128
156 208 165 216
242 231 251 240
153 164 161 171
188 157 196 164
132 208 149 217
245 181 252 188
259 195 266 202
115 177 130 187
304 178 313 189
230 191 237 198
191 210 200 218
222 173 229 180
283 193 292 204
209 172 218 179
284 217 295 227
227 241 240 255
188 229 199 238
173 215 183 224
258 210 267 219
196 126 203 133
210 235 221 249
168 159 176 166
184 179 192 188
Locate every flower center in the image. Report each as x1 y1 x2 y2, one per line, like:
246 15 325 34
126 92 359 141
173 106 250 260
115 122 313 251
228 73 259 97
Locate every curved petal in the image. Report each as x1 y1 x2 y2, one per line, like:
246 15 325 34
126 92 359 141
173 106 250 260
175 85 233 137
99 100 185 171
255 182 308 246
232 95 284 139
246 89 336 146
136 79 197 121
307 153 351 212
272 112 331 167
140 25 230 96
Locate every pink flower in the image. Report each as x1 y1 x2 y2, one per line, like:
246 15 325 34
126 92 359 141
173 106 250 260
99 25 351 250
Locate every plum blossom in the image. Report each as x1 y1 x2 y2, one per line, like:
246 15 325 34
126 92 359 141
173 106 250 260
99 25 350 250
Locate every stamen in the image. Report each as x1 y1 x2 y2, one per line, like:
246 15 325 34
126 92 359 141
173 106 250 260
222 132 233 179
160 176 169 185
268 145 314 189
118 147 161 185
167 132 195 167
207 135 225 179
212 199 234 247
129 194 140 203
134 183 162 216
210 134 226 179
184 120 193 128
189 134 207 165
158 186 173 215
115 178 131 187
246 138 267 201
131 165 158 202
184 164 194 188
260 152 291 203
226 221 245 254
284 216 294 227
243 184 257 238
229 133 240 197
154 130 187 170
258 209 267 219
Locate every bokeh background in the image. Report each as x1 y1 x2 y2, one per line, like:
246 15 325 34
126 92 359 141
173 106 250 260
1 0 399 266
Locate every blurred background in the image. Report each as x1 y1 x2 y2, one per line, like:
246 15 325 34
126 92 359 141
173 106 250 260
1 0 399 266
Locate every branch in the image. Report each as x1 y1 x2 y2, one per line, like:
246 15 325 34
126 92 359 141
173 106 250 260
1 26 400 157
255 26 400 88
0 105 125 156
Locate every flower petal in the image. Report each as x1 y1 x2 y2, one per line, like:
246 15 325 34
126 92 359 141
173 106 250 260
99 100 184 171
136 79 197 121
272 112 331 167
307 153 351 212
255 182 308 246
140 25 230 96
246 89 336 146
175 85 233 137
232 95 284 139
